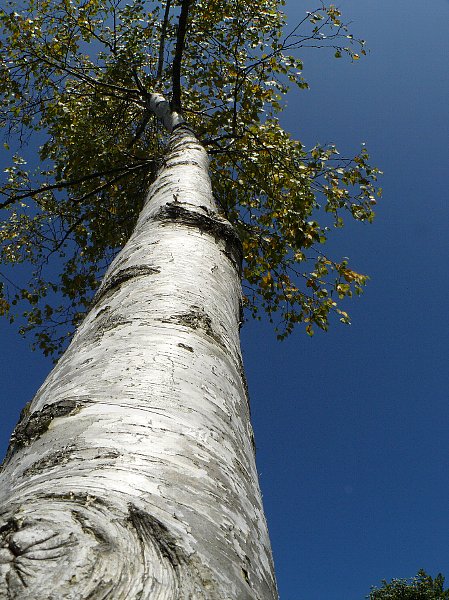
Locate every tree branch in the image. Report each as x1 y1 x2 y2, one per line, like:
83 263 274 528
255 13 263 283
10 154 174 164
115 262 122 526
24 49 141 100
126 112 152 149
171 0 191 113
0 163 149 209
157 0 172 79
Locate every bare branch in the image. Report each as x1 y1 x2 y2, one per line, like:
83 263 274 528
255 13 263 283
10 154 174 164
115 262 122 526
171 0 191 113
0 163 149 210
126 112 152 149
157 0 172 79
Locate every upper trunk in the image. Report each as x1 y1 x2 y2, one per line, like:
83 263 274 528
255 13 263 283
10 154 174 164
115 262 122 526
0 126 278 599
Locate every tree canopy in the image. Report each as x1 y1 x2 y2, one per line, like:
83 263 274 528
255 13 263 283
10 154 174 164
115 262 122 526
369 570 449 599
0 0 381 355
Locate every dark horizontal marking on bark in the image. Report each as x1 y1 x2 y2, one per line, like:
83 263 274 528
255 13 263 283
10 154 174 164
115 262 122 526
2 398 88 465
46 491 113 508
92 264 160 306
148 174 178 197
22 444 76 477
162 305 227 350
155 202 243 274
22 446 121 477
166 140 204 161
90 311 133 342
166 157 204 169
177 342 194 352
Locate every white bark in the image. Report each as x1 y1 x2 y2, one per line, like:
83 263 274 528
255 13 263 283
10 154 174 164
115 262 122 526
0 125 278 599
146 93 185 132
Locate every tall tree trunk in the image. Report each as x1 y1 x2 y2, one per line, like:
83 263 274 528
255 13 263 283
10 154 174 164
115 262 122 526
0 125 278 599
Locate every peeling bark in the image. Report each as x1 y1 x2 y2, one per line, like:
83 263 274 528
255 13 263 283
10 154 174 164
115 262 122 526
0 126 277 599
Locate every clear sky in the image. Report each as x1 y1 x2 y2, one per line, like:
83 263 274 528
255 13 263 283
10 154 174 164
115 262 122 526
1 1 449 599
243 0 449 597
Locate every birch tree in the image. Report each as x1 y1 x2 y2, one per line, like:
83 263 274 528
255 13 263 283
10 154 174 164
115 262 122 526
0 0 380 597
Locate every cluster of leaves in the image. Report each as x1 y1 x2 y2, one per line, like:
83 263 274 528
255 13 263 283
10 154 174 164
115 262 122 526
0 0 165 352
369 570 449 599
0 0 381 355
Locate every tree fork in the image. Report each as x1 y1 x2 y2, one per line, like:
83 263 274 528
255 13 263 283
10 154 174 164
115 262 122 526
0 126 278 599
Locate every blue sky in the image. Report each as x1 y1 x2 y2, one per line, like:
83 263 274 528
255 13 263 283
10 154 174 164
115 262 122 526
1 1 449 598
243 0 449 597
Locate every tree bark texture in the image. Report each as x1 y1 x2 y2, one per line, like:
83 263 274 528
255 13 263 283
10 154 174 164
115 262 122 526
0 126 278 599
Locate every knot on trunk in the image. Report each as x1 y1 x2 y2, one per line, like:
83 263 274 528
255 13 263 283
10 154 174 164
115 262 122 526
0 498 212 599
